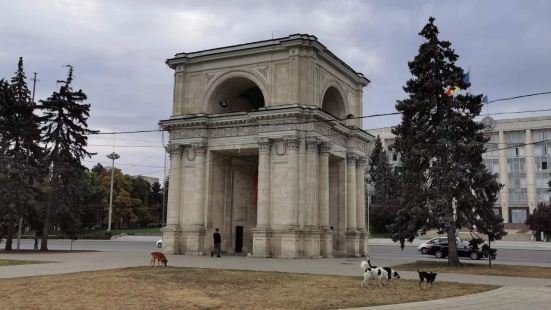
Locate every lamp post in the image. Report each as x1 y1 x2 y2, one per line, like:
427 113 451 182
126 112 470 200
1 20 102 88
106 152 120 232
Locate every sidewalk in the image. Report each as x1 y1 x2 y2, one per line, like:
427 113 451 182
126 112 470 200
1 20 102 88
369 238 551 250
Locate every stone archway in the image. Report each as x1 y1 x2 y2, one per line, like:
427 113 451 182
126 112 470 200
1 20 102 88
321 85 347 119
206 75 266 114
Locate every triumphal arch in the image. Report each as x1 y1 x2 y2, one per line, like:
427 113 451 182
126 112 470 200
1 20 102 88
160 34 372 258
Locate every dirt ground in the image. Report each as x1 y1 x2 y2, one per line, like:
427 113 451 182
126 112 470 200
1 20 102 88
394 261 551 279
0 267 497 310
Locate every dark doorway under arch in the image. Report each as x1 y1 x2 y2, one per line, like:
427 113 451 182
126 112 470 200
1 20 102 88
209 77 265 114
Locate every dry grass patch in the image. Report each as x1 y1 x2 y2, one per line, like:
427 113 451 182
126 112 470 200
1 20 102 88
0 259 45 266
1 267 497 309
394 261 551 279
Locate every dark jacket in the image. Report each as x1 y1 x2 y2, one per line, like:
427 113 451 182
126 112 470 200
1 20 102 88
213 232 221 244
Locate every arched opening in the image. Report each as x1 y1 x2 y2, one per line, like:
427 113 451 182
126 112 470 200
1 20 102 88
321 86 346 119
208 77 265 114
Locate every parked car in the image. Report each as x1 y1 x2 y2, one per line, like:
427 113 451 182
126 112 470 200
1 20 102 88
427 242 486 260
156 239 162 248
417 237 466 254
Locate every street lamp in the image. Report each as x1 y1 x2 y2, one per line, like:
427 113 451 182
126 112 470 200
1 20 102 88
106 152 120 233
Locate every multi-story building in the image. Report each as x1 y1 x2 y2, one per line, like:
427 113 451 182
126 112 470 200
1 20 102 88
367 115 551 226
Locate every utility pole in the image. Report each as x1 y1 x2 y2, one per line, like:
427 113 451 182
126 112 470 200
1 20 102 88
31 72 38 102
161 131 167 227
106 152 120 232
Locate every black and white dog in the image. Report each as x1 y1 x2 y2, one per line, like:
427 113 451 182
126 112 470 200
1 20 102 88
367 259 401 286
360 261 388 288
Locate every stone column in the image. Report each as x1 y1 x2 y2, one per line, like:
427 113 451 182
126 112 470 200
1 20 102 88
346 152 360 256
180 142 207 255
285 136 300 228
319 142 333 257
525 129 537 213
304 138 320 257
252 138 272 257
498 131 509 222
356 157 368 257
272 136 301 258
161 143 183 253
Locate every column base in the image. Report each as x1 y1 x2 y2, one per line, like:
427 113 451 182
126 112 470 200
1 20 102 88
271 226 302 258
359 229 369 257
179 225 206 255
346 229 361 257
320 227 334 258
252 227 271 258
303 227 321 258
160 225 181 254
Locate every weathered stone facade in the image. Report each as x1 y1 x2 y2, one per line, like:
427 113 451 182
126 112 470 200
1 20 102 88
160 34 373 257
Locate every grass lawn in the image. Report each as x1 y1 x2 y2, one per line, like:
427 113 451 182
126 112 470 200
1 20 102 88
0 259 45 266
0 267 497 309
393 261 551 279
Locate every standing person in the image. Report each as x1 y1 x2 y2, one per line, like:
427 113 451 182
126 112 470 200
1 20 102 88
34 231 39 250
213 228 222 257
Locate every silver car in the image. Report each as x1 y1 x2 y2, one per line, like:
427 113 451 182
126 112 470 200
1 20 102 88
417 237 465 254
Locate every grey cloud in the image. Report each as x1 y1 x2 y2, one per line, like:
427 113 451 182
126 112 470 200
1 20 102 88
1 0 549 179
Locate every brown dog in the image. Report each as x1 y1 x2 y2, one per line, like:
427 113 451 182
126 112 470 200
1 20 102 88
150 252 168 267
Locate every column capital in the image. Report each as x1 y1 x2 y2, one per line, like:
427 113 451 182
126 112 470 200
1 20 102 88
306 137 319 153
319 142 331 154
191 142 208 156
165 144 183 156
346 152 359 164
258 138 272 155
284 136 300 152
356 156 367 165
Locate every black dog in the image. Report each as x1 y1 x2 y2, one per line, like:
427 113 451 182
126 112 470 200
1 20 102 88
368 260 401 285
417 269 438 289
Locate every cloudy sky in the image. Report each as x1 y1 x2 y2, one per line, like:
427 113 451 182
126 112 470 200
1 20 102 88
1 0 550 180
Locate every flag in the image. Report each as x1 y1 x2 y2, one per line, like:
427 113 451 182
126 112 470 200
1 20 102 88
463 72 470 84
482 95 488 104
446 86 461 96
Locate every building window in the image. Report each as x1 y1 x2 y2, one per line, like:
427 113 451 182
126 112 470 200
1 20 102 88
515 147 519 156
392 153 397 161
543 162 548 170
509 208 528 224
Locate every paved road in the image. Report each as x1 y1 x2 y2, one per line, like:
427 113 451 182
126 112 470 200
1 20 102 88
369 245 551 266
2 239 159 252
4 239 549 267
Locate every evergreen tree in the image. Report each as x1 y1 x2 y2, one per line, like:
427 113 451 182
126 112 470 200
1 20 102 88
0 58 42 250
39 65 98 250
149 181 163 225
388 17 505 266
368 135 398 204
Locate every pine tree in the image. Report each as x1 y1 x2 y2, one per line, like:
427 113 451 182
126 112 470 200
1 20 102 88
0 58 42 251
388 17 505 266
368 135 398 205
39 65 98 250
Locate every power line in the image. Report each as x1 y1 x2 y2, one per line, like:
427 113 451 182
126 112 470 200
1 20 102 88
487 91 551 104
85 108 551 137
